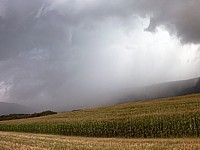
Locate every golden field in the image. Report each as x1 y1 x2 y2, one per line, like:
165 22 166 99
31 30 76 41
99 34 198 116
0 131 200 150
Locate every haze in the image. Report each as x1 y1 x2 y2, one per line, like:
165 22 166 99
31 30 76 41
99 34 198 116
0 0 200 112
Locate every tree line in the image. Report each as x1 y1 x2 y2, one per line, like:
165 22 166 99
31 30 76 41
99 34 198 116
0 110 57 121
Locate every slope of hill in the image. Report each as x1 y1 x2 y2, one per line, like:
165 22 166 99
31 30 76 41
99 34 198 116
0 94 200 138
0 102 31 115
118 77 200 103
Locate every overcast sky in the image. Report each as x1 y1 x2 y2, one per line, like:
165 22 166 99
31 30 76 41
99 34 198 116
0 0 200 111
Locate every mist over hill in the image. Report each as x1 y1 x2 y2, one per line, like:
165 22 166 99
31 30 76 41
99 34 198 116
1 77 200 115
118 77 200 103
0 102 31 115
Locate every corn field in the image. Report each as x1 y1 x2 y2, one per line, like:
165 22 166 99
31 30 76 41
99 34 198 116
0 94 200 138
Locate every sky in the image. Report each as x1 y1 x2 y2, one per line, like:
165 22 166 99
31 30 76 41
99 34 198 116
0 0 200 111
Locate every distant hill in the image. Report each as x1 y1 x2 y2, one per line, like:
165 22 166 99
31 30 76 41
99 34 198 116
118 77 200 103
0 102 31 115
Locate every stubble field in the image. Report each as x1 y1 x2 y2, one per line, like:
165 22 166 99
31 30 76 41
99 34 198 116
0 132 200 150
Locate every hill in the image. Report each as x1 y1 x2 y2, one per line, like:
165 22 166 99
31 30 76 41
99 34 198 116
118 77 200 103
0 102 31 115
0 94 200 138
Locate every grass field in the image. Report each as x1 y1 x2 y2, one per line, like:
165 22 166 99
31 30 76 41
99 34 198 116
0 132 200 150
0 94 200 138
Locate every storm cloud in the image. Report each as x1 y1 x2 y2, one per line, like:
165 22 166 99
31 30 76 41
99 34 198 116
0 0 200 111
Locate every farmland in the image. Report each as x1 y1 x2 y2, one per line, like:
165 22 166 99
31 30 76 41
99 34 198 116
0 132 200 150
0 94 200 138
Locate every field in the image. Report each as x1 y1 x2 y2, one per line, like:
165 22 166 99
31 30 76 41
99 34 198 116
0 132 200 150
0 94 200 138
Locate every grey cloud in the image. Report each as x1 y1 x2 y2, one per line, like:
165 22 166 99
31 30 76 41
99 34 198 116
47 0 200 44
0 2 6 18
0 0 70 60
0 0 200 111
140 0 200 44
1 0 200 60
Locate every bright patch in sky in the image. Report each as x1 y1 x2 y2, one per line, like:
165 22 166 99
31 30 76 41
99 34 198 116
78 17 200 88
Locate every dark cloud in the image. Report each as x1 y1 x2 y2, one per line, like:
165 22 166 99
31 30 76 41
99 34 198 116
139 0 200 44
0 0 200 111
